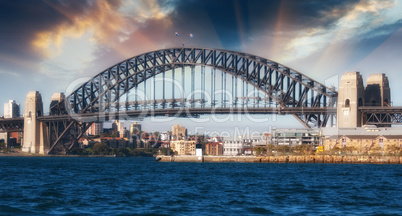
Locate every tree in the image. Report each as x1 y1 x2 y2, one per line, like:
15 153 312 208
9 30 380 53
253 146 266 156
0 141 8 153
92 142 110 155
69 147 85 155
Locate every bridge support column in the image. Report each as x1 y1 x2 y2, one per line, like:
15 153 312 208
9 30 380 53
22 91 44 154
337 72 364 128
3 132 10 148
39 122 50 154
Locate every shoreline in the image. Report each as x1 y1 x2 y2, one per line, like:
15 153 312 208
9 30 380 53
2 151 401 164
156 155 402 164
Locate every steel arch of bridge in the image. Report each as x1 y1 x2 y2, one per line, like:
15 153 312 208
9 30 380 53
57 47 337 128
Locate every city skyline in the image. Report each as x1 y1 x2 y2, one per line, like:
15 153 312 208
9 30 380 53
1 0 402 133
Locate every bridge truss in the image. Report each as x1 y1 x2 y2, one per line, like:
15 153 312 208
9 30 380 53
46 47 338 154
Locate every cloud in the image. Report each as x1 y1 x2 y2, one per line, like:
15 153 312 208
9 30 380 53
283 0 399 61
0 0 175 79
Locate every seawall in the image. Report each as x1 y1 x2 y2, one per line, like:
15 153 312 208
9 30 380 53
156 155 402 164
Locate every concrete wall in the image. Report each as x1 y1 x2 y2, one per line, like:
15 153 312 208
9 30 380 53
156 155 401 164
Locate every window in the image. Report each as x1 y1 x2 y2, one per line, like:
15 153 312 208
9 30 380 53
379 137 384 148
342 137 347 147
345 99 350 107
358 98 363 106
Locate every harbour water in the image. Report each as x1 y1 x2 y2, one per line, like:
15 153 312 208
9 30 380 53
0 157 401 215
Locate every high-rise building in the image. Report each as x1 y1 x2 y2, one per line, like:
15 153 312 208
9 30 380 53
86 122 103 136
130 122 142 134
172 124 187 139
115 120 128 138
4 100 20 119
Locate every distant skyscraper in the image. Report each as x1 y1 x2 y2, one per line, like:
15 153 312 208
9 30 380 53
86 122 103 136
130 122 142 134
172 124 187 139
4 100 20 118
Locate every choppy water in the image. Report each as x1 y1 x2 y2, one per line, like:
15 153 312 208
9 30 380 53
0 157 401 215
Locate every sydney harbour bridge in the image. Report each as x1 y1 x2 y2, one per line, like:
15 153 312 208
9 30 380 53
1 47 401 154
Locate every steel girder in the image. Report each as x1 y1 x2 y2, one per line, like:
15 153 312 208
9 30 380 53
57 47 337 128
361 108 402 125
45 119 91 154
0 118 24 132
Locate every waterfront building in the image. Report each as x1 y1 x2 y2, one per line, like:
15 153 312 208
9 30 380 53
170 139 197 155
270 128 319 146
205 142 223 155
196 144 203 156
322 126 402 154
4 100 20 119
223 139 243 156
324 135 402 155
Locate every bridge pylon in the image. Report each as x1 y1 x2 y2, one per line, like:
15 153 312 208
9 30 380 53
337 72 365 128
22 91 46 154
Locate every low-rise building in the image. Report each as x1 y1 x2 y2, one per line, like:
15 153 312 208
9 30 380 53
324 135 402 154
322 126 402 154
205 142 223 155
170 139 197 155
270 128 319 146
223 139 243 156
78 138 96 148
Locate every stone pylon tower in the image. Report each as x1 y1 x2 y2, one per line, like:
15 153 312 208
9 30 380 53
337 72 365 128
50 92 65 109
364 73 391 107
22 91 44 153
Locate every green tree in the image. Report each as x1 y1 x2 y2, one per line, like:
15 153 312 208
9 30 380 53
69 147 85 155
276 145 290 153
92 142 110 155
253 146 266 156
0 141 8 153
158 147 173 155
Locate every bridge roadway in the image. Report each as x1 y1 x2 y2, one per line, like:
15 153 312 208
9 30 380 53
3 106 402 132
0 107 336 132
40 107 337 122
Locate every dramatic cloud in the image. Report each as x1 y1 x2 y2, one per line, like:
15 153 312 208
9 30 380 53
1 0 401 117
284 0 399 61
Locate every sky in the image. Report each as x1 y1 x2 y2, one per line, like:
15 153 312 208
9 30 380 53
1 0 402 135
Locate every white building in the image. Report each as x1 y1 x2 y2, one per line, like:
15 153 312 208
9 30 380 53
4 100 20 119
223 139 243 156
271 128 319 146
